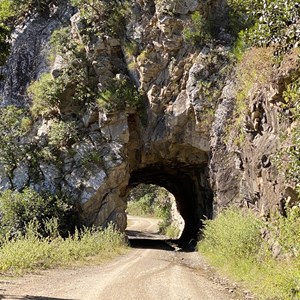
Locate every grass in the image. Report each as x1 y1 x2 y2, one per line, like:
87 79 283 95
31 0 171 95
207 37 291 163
226 47 274 146
198 208 300 300
0 221 128 275
164 225 180 239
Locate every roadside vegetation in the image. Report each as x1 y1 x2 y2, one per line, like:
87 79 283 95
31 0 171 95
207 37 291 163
127 184 181 238
0 221 127 275
0 188 127 275
199 208 300 300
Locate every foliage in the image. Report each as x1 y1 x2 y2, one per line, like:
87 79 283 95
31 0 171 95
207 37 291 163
28 73 64 117
164 225 180 239
268 206 300 258
29 25 97 118
127 184 170 217
81 150 103 167
274 69 300 192
28 69 93 118
228 0 300 55
156 197 173 234
200 209 263 258
70 0 128 37
0 0 53 66
226 47 273 146
97 76 144 113
49 27 74 56
48 119 78 149
127 184 180 236
127 193 155 216
0 0 15 66
0 221 127 275
0 188 76 238
0 105 31 178
12 0 52 14
235 47 273 105
199 207 300 299
282 74 300 120
183 11 211 46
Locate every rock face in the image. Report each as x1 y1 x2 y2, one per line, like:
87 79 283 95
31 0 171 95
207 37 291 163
0 0 297 242
210 50 300 217
0 2 75 106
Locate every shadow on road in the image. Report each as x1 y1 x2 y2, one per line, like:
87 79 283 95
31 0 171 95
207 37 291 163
0 296 76 300
128 237 175 251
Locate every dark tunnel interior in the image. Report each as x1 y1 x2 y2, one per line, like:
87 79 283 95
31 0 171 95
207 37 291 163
128 164 213 246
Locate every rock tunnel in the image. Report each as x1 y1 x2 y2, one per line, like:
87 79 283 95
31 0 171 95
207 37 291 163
128 163 213 245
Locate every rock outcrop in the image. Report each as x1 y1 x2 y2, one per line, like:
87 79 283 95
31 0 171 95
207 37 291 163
0 0 298 242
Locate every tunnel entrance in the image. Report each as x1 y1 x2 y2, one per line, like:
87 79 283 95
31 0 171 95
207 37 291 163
128 163 213 246
125 184 184 240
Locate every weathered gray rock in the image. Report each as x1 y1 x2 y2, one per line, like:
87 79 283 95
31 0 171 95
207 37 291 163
0 2 76 105
0 0 295 242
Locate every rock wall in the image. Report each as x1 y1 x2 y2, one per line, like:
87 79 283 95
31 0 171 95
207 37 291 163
0 0 297 239
210 50 300 216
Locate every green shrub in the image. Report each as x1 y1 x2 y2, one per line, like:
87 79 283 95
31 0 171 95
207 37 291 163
29 24 95 118
81 150 103 167
0 221 127 275
0 188 76 238
13 0 51 13
97 77 143 113
0 0 56 66
70 0 128 37
268 206 300 258
0 105 32 178
226 47 274 146
48 119 78 149
198 208 300 299
28 73 65 117
164 224 180 239
28 68 93 117
200 208 263 259
275 68 300 193
183 11 211 46
127 194 154 216
0 0 16 66
228 0 299 55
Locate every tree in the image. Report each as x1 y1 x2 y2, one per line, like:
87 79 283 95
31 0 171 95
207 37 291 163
0 106 31 181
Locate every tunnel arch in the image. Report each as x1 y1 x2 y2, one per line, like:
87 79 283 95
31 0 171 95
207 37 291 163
128 163 213 245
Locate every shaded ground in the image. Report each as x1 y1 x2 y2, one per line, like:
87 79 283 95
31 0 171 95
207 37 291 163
0 216 251 300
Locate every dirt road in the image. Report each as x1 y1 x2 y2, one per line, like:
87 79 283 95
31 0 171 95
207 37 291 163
0 216 242 300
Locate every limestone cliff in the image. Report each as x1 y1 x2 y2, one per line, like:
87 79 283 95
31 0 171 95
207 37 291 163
0 0 298 242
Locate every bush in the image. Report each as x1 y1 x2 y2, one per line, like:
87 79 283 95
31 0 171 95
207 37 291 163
0 222 127 275
200 208 263 259
268 206 300 258
165 224 180 239
0 188 76 238
29 25 97 118
274 68 300 193
0 105 31 178
226 47 274 146
198 208 300 299
97 76 143 113
183 11 211 46
0 0 16 66
48 119 78 149
127 194 154 216
70 0 127 37
228 0 299 55
28 73 65 117
13 0 52 14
